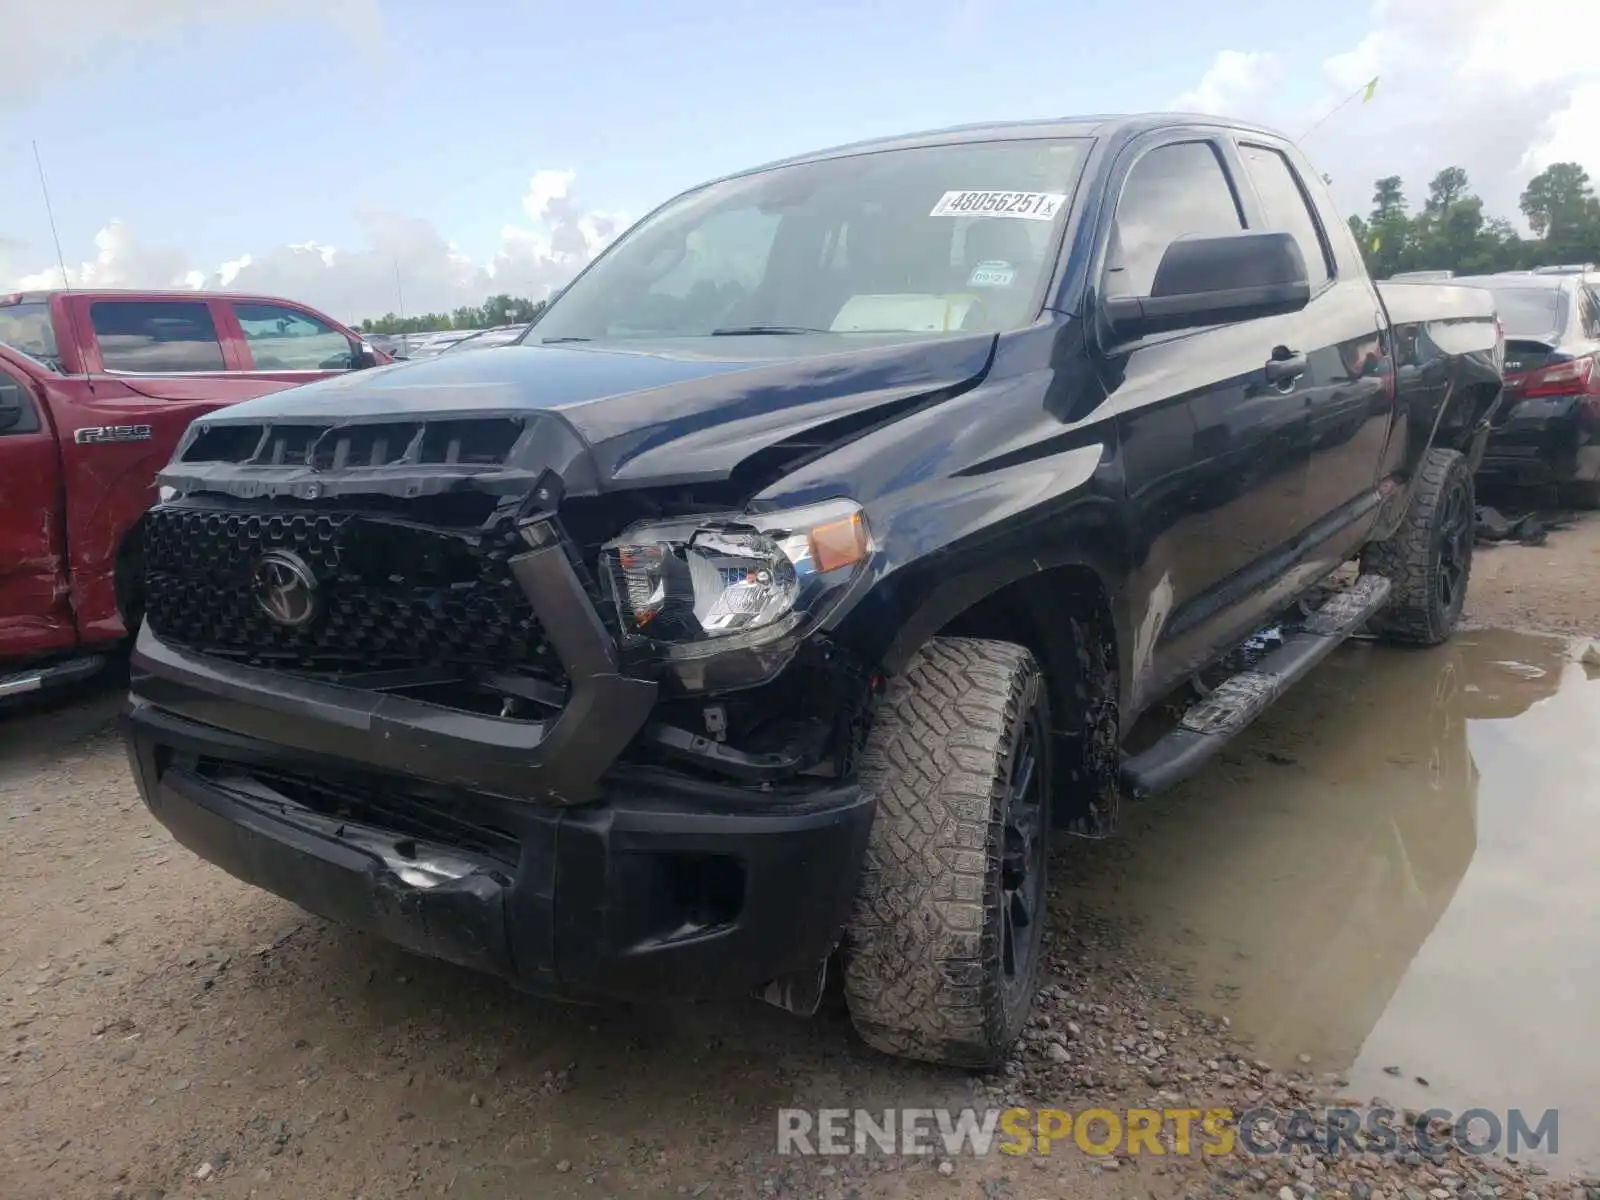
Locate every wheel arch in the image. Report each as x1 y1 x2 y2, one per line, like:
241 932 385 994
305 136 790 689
843 551 1127 837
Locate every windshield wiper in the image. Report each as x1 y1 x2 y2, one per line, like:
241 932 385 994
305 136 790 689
709 325 831 336
541 336 592 344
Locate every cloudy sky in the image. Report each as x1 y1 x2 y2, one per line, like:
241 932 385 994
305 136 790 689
2 0 1596 323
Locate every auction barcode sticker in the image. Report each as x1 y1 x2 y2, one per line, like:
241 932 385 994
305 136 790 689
929 190 1066 220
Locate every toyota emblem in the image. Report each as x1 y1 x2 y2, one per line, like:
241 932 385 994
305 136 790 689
251 550 320 628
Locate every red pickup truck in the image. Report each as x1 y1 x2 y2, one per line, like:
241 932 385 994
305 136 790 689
0 288 386 698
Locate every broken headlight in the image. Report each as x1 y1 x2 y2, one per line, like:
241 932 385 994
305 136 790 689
599 498 872 671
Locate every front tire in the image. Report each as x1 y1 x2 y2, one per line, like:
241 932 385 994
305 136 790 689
1361 446 1475 645
841 638 1050 1068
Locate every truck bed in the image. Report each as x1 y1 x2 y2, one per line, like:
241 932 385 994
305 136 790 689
1376 279 1497 328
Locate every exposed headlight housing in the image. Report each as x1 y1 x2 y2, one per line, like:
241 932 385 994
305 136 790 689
599 498 872 688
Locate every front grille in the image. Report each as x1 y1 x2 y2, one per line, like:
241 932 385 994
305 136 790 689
144 505 565 681
181 417 526 468
198 759 521 866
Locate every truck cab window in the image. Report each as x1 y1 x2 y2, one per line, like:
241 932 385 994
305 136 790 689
1238 143 1334 284
90 301 226 373
233 302 355 371
1105 141 1244 298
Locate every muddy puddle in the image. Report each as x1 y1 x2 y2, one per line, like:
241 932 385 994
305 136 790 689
1065 628 1600 1173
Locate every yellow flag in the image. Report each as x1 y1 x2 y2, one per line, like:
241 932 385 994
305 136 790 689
1371 234 1382 252
1362 76 1379 103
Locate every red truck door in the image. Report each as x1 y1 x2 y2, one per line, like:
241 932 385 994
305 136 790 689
0 353 76 661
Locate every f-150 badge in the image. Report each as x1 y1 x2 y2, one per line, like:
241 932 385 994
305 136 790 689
75 424 153 444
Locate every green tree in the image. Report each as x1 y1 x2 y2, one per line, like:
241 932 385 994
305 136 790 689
1365 176 1414 278
354 295 548 335
1520 163 1593 239
1423 167 1469 219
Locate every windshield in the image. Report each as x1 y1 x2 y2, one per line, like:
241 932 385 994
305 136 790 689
0 302 62 371
1486 286 1565 338
528 138 1086 344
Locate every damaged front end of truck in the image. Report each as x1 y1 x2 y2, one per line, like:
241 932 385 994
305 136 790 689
122 336 993 1010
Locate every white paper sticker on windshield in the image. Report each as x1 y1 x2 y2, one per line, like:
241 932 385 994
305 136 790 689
830 294 977 333
968 260 1017 288
929 190 1066 220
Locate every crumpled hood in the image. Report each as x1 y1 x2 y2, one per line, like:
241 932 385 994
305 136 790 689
196 334 995 485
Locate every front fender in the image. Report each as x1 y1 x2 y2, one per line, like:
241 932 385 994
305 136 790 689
843 481 1129 677
751 321 1134 705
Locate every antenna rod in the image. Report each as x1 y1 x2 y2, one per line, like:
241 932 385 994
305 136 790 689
1298 77 1377 144
32 141 72 290
393 258 409 353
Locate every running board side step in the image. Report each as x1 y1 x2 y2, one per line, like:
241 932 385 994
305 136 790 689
0 654 106 701
1119 574 1392 800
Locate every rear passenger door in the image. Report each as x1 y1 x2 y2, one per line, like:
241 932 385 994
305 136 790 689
83 298 239 378
1098 134 1317 705
1233 138 1391 573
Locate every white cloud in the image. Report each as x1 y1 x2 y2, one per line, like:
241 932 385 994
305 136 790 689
1171 0 1600 224
14 219 190 292
1169 50 1282 117
2 0 382 109
8 173 627 323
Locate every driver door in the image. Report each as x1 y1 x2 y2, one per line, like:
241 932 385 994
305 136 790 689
1097 134 1318 706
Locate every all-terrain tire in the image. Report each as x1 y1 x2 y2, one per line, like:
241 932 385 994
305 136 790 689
1557 479 1600 510
841 637 1050 1068
1361 447 1475 645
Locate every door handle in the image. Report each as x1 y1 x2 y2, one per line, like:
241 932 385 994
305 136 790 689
1264 348 1307 385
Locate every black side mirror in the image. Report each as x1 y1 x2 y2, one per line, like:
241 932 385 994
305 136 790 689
0 382 26 433
1103 231 1311 340
349 340 380 370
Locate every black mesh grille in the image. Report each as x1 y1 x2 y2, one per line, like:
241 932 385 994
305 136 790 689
144 505 564 681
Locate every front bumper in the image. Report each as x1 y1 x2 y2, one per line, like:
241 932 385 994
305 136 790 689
124 699 875 1000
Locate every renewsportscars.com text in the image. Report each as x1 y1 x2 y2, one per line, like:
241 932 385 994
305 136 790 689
777 1106 1560 1158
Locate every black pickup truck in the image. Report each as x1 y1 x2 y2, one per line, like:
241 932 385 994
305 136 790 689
123 115 1502 1068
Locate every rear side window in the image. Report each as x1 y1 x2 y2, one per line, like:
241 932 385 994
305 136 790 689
1238 143 1334 284
233 302 354 371
1487 288 1565 339
1105 141 1244 298
90 301 225 373
0 302 62 371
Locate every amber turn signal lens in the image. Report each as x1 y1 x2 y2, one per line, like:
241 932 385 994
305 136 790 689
808 512 870 573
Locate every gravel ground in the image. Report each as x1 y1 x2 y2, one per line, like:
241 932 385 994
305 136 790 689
2 510 1597 1200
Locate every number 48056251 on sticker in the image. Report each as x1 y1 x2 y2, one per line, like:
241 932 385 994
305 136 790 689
928 190 1066 219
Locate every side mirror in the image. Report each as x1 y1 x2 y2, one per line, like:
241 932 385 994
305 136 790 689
1103 231 1311 340
350 341 380 370
0 381 26 433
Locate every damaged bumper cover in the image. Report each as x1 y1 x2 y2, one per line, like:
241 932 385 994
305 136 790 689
124 701 873 998
124 515 875 998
